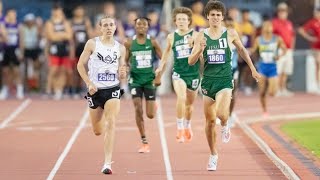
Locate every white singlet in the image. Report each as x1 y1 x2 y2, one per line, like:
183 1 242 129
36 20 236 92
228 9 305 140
88 37 121 89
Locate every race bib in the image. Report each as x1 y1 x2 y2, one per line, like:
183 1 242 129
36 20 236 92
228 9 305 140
176 44 191 59
97 73 116 81
136 55 152 68
260 52 274 63
207 49 225 64
172 72 180 80
87 96 94 107
112 89 120 98
192 79 199 88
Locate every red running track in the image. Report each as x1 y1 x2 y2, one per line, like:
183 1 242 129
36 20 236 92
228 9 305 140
1 93 318 180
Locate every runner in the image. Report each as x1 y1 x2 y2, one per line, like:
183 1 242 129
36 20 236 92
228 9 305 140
77 15 126 174
251 21 287 117
156 7 200 143
188 0 260 171
124 17 162 153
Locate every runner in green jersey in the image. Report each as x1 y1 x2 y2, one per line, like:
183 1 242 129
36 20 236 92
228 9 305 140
189 0 260 171
156 7 200 143
124 17 162 153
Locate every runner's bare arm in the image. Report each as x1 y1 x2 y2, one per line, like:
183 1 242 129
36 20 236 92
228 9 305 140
77 39 95 87
188 31 205 65
123 39 132 67
249 37 259 55
119 44 127 80
156 33 173 73
151 38 162 60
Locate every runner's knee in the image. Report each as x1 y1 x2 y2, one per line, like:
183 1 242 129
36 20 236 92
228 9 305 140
146 112 154 119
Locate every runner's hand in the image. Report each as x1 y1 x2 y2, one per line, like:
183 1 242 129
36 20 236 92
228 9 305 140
119 65 127 79
87 81 97 95
200 37 207 52
252 70 261 83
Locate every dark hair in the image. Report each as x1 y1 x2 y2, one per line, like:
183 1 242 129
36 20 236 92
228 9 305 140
134 17 151 26
241 9 250 13
204 0 226 17
52 3 62 10
5 8 16 14
225 16 233 22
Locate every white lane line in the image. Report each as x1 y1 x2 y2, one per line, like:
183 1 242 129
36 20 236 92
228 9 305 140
0 99 32 129
244 112 320 124
236 106 320 179
156 99 173 180
46 109 89 180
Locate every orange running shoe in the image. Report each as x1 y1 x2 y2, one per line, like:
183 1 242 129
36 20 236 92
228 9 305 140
184 128 193 142
176 129 185 143
138 144 150 153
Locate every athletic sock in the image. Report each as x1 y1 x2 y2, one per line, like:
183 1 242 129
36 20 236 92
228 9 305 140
184 119 191 129
141 136 148 144
177 118 184 130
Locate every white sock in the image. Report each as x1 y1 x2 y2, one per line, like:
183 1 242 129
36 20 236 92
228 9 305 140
177 118 184 130
184 119 191 129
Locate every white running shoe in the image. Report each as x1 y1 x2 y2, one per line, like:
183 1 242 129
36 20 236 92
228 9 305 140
101 163 113 175
221 125 231 143
207 154 218 171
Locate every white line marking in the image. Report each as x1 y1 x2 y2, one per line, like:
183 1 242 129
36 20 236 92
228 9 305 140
46 109 89 180
156 99 173 180
244 112 320 124
0 99 32 129
237 113 307 180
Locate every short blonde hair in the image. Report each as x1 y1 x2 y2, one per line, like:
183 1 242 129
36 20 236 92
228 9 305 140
172 7 193 27
99 15 115 26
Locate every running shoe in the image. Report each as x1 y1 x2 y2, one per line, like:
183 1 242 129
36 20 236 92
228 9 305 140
138 144 150 153
101 163 112 175
184 128 193 142
221 125 231 143
207 154 218 171
176 129 185 143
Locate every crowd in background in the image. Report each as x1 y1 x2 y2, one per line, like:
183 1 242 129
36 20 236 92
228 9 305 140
0 0 319 101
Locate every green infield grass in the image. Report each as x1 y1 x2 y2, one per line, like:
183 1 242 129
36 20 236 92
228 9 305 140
281 119 320 158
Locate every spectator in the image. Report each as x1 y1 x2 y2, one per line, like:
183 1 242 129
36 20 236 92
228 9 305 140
298 7 320 94
0 8 23 100
71 5 93 98
44 4 73 100
238 9 256 96
123 9 138 38
146 9 162 38
272 2 295 96
94 2 125 43
20 13 41 91
190 0 208 31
